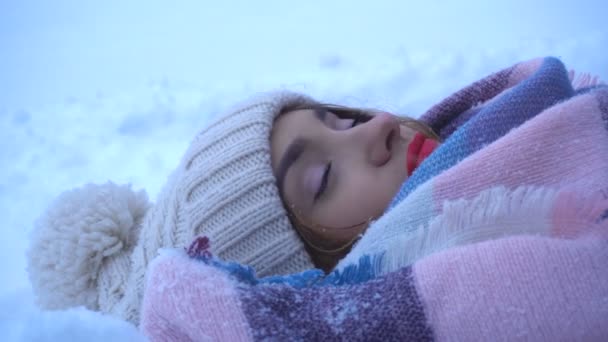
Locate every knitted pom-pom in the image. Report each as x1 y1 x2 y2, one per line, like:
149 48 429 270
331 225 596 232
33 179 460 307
27 182 150 311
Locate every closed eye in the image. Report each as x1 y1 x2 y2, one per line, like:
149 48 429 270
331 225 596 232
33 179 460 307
314 162 331 201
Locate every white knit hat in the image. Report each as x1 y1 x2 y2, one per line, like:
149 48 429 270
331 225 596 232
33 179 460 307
27 91 317 324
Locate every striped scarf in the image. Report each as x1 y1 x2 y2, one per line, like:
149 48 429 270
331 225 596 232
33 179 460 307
140 57 608 341
337 56 608 275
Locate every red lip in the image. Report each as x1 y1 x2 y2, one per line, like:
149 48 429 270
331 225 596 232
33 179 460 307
406 132 438 176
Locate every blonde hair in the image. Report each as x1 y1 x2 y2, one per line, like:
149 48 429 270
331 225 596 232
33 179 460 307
278 103 440 272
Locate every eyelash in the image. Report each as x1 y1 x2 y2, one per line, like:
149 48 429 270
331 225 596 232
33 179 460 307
313 113 362 201
314 162 332 201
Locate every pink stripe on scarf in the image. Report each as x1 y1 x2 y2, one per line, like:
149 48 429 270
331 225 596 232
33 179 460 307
433 92 608 212
551 189 608 238
140 252 253 342
507 58 544 87
413 235 608 341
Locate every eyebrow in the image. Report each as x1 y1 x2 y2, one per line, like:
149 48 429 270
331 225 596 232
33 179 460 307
276 137 308 197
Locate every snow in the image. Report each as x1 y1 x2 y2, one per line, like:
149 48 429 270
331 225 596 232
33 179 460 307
1 0 607 340
0 289 145 342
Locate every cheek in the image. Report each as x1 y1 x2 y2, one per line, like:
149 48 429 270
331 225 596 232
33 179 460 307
314 171 400 228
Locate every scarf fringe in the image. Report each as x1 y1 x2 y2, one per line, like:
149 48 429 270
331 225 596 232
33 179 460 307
569 69 605 89
378 185 608 276
380 186 559 274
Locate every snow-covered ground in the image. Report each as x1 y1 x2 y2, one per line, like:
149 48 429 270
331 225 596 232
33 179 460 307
1 0 607 340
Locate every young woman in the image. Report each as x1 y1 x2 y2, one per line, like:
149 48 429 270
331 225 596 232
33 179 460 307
26 90 439 325
28 56 608 338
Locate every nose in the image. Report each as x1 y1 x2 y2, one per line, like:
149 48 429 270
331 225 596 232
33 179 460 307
359 113 400 167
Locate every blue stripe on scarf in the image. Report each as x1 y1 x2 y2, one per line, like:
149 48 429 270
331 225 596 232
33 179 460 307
388 57 574 210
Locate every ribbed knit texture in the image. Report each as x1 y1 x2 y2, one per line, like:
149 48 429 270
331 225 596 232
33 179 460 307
27 91 319 325
115 92 320 324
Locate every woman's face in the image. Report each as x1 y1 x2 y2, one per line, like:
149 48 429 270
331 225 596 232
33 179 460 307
270 108 416 247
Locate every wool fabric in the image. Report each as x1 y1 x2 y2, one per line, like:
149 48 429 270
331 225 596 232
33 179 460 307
139 56 608 341
27 91 318 325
